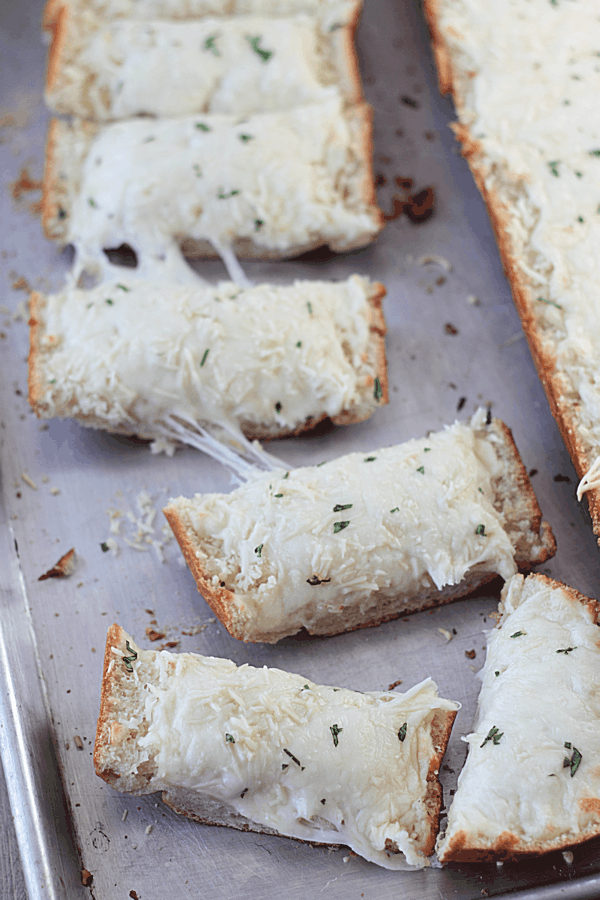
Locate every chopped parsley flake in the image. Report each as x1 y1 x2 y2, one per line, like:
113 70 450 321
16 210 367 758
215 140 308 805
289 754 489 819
283 748 304 769
330 724 343 747
390 507 399 513
48 378 56 384
255 543 263 557
193 164 202 177
374 377 382 401
556 647 577 654
475 524 486 536
495 671 500 677
195 122 211 132
246 34 273 62
398 722 407 742
333 521 350 534
200 348 209 367
296 340 302 348
575 171 583 178
58 207 66 219
239 134 253 142
589 149 600 157
254 218 263 231
548 160 560 177
217 188 240 199
116 283 129 291
274 493 283 498
563 745 582 777
424 447 431 452
88 197 97 207
333 503 352 512
225 733 235 743
510 630 526 638
275 402 282 412
100 542 109 552
122 640 138 673
283 472 289 479
105 298 114 305
307 301 313 314
416 465 425 475
578 216 585 223
481 725 503 748
364 456 376 462
204 34 220 56
538 296 563 309
302 685 310 690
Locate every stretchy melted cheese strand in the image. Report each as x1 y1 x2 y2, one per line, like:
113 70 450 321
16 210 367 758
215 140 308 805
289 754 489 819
423 0 600 542
46 10 361 120
437 573 600 863
164 412 555 642
42 96 382 280
28 275 387 468
94 624 459 870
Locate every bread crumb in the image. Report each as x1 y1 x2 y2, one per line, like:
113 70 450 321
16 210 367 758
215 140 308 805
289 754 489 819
387 679 403 690
465 649 476 659
437 627 452 642
74 735 84 750
21 472 37 490
38 548 76 581
145 824 153 835
343 856 350 863
50 487 60 495
146 628 165 642
122 809 128 822
80 869 93 887
562 850 574 865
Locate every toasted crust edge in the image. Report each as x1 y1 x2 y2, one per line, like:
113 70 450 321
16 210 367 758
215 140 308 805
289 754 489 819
163 417 555 644
439 573 600 863
421 0 600 543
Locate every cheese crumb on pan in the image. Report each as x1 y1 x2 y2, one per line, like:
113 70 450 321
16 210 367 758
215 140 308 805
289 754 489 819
94 624 459 870
437 573 600 863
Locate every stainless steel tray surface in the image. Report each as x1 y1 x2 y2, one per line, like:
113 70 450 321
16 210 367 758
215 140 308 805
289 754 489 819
1 0 600 898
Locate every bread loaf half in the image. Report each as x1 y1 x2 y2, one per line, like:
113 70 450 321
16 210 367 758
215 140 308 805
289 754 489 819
45 6 363 120
164 411 556 642
94 623 459 869
42 95 383 260
437 573 600 863
28 275 387 442
423 0 600 542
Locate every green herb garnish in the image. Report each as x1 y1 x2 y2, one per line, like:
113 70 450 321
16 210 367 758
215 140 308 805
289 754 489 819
200 348 209 367
88 197 97 207
307 301 313 314
374 377 382 401
275 402 282 412
390 507 399 513
398 722 407 742
255 544 263 557
563 744 582 777
364 456 376 462
246 34 273 62
204 34 220 56
510 630 525 638
333 521 350 534
481 725 503 748
495 671 500 677
538 296 563 309
193 164 202 177
225 733 235 743
283 472 289 479
296 341 302 348
416 465 425 474
254 218 263 231
548 160 560 177
557 647 577 654
283 748 304 769
589 149 600 157
239 134 253 142
58 207 66 219
217 188 240 199
330 724 343 747
116 283 129 291
424 447 431 452
105 298 114 305
100 541 109 552
195 122 211 132
475 524 486 536
333 503 352 512
122 640 138 673
274 493 283 498
48 378 56 384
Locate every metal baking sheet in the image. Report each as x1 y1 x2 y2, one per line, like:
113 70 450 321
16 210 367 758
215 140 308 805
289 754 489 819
2 0 600 898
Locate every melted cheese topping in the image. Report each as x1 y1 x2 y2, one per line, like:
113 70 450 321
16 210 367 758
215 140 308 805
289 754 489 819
434 0 600 456
124 641 458 869
53 15 340 120
438 574 600 857
170 413 518 640
36 275 380 437
61 95 378 269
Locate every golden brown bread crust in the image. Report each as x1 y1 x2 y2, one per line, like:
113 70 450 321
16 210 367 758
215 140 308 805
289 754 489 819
44 0 68 96
422 0 600 542
27 291 45 414
163 417 555 643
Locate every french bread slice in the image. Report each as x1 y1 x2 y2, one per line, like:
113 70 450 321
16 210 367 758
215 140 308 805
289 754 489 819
437 573 600 863
45 7 363 120
42 95 383 260
163 411 556 643
27 275 387 442
422 0 600 542
94 623 460 870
